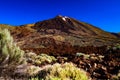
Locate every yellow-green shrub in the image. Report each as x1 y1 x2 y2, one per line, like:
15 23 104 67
26 53 56 66
38 63 90 80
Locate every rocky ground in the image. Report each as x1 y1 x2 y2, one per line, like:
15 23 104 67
24 46 120 80
56 47 120 80
1 48 120 80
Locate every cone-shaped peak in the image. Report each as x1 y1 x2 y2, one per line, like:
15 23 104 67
55 15 70 21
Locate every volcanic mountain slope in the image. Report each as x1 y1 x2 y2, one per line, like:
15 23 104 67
34 15 116 38
0 15 120 54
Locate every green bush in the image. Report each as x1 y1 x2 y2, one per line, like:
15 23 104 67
26 53 56 66
0 29 25 73
38 63 90 80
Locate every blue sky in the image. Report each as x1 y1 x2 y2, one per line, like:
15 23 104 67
0 0 120 32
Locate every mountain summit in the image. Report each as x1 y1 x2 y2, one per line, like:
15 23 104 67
33 15 116 38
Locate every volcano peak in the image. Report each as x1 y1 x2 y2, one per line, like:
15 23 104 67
56 15 69 21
